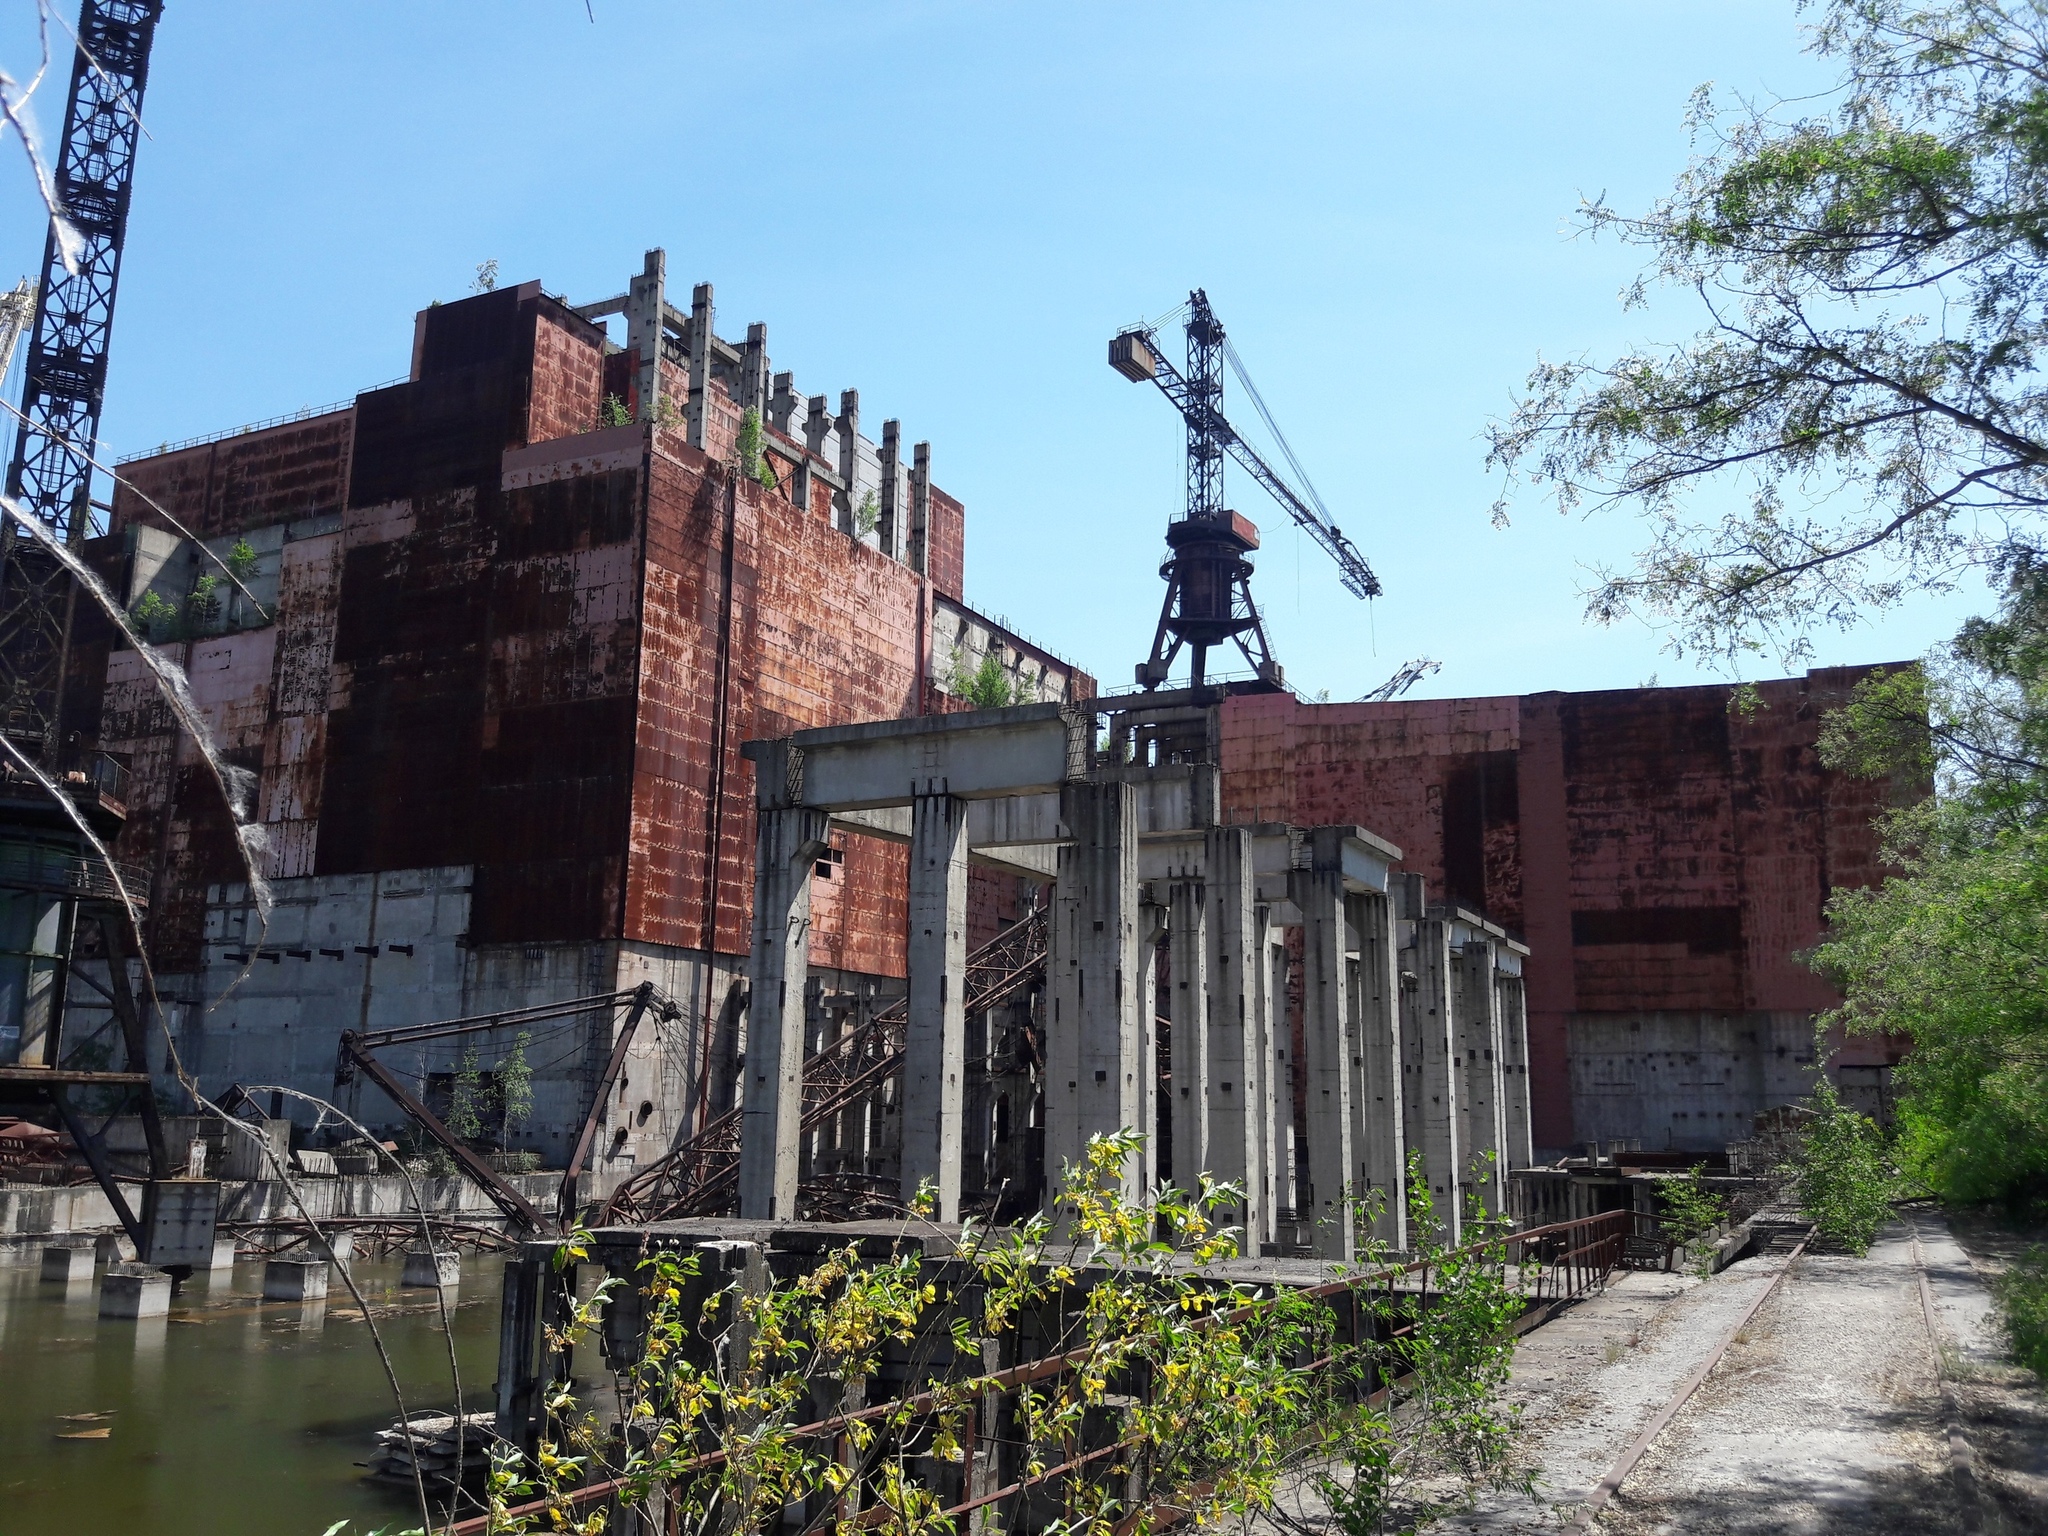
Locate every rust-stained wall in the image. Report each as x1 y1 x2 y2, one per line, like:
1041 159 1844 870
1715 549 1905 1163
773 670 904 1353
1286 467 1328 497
1219 670 1906 1150
84 280 1077 992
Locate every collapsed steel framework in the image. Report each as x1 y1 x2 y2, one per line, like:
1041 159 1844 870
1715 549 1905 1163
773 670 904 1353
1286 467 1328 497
600 908 1049 1225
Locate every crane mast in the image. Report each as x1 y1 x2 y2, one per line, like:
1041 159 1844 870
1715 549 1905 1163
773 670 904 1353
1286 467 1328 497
0 0 164 763
1111 289 1380 691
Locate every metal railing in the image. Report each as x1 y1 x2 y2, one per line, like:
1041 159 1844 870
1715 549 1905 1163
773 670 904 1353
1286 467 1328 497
454 1207 1637 1536
0 840 147 904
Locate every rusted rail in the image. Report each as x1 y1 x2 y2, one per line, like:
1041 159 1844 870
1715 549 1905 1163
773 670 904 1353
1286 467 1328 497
452 1206 1638 1536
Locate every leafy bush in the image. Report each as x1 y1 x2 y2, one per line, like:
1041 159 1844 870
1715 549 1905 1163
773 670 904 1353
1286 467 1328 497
1995 1246 2048 1381
1790 1077 1894 1254
1658 1167 1732 1274
599 392 631 428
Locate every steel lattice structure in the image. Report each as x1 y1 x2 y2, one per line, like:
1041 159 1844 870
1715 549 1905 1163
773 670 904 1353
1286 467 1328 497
600 907 1048 1225
0 0 164 761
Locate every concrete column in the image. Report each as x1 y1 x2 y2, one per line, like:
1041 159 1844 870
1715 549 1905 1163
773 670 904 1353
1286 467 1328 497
626 248 665 427
879 420 903 561
1404 912 1462 1244
739 806 828 1220
1455 939 1506 1220
1166 872 1208 1193
1139 896 1167 1199
836 390 861 535
902 792 968 1220
1292 831 1354 1262
1348 890 1406 1249
1499 968 1534 1173
1259 921 1291 1238
743 322 770 420
687 282 715 449
1204 826 1263 1244
910 442 932 576
1046 781 1143 1210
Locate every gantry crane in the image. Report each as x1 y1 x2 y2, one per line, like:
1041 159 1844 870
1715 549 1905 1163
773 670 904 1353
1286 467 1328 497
1110 290 1379 690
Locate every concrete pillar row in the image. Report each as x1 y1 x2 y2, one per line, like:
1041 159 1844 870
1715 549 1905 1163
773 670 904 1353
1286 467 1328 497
902 793 968 1221
1046 780 1145 1210
1166 873 1208 1195
1455 939 1508 1221
1348 889 1407 1250
1498 971 1534 1173
1203 826 1265 1248
1403 905 1462 1245
1292 834 1355 1262
738 806 829 1221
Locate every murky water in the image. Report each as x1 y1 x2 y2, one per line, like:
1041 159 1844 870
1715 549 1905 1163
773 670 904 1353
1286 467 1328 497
0 1253 505 1536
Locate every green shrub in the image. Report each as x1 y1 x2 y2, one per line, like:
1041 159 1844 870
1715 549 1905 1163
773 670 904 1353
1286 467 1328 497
225 537 258 583
599 392 631 428
130 588 176 641
1996 1246 2048 1381
1790 1076 1894 1254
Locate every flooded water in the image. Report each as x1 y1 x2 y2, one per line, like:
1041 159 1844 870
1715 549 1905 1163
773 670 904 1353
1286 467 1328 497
0 1252 505 1536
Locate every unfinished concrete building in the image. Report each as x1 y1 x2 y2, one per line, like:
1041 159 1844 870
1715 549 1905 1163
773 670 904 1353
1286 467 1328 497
1217 671 1910 1155
50 252 1090 1175
724 691 1533 1256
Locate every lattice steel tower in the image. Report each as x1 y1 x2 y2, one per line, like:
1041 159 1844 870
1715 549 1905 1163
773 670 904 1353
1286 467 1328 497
0 0 164 763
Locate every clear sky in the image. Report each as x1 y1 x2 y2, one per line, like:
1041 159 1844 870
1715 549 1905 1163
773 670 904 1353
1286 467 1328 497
0 1 1985 702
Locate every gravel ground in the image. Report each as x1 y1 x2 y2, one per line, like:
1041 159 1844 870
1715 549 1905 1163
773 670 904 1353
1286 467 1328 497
1596 1213 2023 1534
1243 1212 2048 1535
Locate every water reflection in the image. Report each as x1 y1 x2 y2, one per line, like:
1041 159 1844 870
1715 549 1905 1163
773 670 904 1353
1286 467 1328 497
0 1252 503 1536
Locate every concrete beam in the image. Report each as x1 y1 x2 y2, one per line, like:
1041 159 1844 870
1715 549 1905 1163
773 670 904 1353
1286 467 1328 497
739 807 829 1220
902 794 968 1220
746 706 1083 812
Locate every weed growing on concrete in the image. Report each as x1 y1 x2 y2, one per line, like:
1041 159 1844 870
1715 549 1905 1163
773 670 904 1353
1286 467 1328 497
1788 1076 1894 1255
948 647 1014 710
1658 1168 1731 1276
598 393 631 429
737 406 776 489
854 487 881 538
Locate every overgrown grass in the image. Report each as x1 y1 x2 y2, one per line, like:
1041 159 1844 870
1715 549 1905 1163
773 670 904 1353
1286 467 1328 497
1995 1246 2048 1381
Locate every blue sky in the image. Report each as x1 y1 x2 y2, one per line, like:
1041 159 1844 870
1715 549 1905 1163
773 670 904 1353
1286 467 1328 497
0 1 1985 701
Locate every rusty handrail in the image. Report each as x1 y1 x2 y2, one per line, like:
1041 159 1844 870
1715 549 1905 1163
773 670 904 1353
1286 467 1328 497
447 1207 1635 1535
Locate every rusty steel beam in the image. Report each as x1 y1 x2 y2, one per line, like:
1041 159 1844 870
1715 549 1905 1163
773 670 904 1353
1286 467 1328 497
558 981 656 1227
338 1033 545 1233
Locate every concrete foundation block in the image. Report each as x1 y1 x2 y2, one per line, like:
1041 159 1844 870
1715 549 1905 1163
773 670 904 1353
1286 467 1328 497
263 1257 330 1302
40 1244 94 1284
401 1247 460 1288
208 1236 238 1273
100 1264 171 1319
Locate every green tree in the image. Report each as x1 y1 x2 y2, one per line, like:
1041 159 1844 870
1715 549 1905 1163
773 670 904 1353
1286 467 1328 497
1489 0 2048 665
1814 558 2048 1206
1787 1075 1896 1252
949 647 1013 710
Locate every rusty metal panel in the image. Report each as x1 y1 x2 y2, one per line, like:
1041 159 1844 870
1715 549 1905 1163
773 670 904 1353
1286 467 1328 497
109 410 355 541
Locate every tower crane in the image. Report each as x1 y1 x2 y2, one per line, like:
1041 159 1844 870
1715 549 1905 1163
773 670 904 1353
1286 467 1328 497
0 0 164 761
1110 290 1379 690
